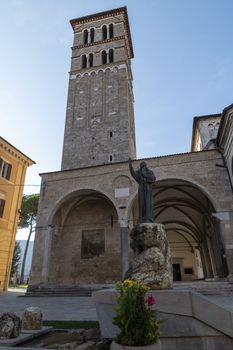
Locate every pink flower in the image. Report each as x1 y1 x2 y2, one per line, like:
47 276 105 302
145 295 156 306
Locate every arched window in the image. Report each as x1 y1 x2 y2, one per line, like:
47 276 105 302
109 24 114 39
102 25 107 40
83 29 88 44
82 54 87 68
89 53 93 67
90 28 95 43
109 49 114 63
102 50 107 65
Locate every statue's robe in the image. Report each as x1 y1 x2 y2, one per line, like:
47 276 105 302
130 166 156 223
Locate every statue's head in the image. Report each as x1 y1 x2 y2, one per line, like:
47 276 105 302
140 161 147 169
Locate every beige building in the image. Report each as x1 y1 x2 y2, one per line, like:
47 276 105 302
0 137 34 291
29 7 233 293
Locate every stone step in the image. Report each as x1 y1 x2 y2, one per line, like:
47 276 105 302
23 286 113 297
24 290 93 297
173 281 233 295
24 291 92 297
24 281 233 297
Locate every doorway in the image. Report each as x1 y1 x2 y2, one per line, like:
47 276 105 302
173 264 182 281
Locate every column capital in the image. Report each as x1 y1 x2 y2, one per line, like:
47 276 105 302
119 219 128 228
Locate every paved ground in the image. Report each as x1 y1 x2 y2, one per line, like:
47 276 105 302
0 289 97 321
1 281 233 321
207 294 233 312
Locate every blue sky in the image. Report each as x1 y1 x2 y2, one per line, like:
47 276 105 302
1 0 233 200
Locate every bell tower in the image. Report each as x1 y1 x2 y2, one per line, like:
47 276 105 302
61 7 136 170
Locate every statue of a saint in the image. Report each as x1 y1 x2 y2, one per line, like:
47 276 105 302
129 158 156 223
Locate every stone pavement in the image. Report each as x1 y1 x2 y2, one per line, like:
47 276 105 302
1 281 233 322
0 289 97 321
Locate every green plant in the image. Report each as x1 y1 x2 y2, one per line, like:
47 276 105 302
18 194 39 284
113 279 161 346
10 241 21 280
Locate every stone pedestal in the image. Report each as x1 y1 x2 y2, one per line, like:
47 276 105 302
127 223 173 289
22 307 43 330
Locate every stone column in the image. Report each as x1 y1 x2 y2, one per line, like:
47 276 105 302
119 220 129 280
41 226 53 283
217 213 233 282
202 239 213 279
206 237 218 279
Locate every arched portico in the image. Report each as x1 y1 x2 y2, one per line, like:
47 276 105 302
47 189 121 285
130 178 228 281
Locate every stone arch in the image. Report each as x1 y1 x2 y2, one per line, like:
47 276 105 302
128 177 228 281
47 188 121 285
47 188 118 226
109 23 114 39
109 48 114 63
102 25 107 40
88 53 94 68
113 175 132 189
102 50 107 65
90 28 95 43
83 29 88 44
157 175 221 211
112 66 119 73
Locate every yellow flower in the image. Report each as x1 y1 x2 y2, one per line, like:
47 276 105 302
123 279 134 288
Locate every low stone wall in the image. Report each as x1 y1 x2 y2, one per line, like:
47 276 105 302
92 289 233 339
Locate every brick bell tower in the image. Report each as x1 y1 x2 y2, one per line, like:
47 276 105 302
61 7 136 170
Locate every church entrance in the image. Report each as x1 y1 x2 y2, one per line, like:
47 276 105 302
173 264 182 281
152 179 228 281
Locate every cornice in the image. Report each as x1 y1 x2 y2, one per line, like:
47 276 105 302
0 137 35 166
68 60 133 81
72 36 124 51
71 35 132 60
70 7 127 28
70 7 134 58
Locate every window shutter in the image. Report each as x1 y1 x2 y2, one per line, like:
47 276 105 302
6 164 12 180
0 199 5 218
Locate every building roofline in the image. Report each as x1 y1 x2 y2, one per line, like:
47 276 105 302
70 6 134 58
216 103 233 145
222 103 233 116
39 149 218 177
0 136 35 165
191 113 221 151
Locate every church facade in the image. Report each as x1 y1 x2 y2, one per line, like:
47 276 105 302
29 7 233 292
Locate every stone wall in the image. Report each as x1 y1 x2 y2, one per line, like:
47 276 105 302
29 150 233 287
61 10 135 170
48 197 121 284
62 66 135 170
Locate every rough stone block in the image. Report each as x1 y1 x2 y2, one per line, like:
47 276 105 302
22 307 43 330
127 223 173 289
0 312 21 339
